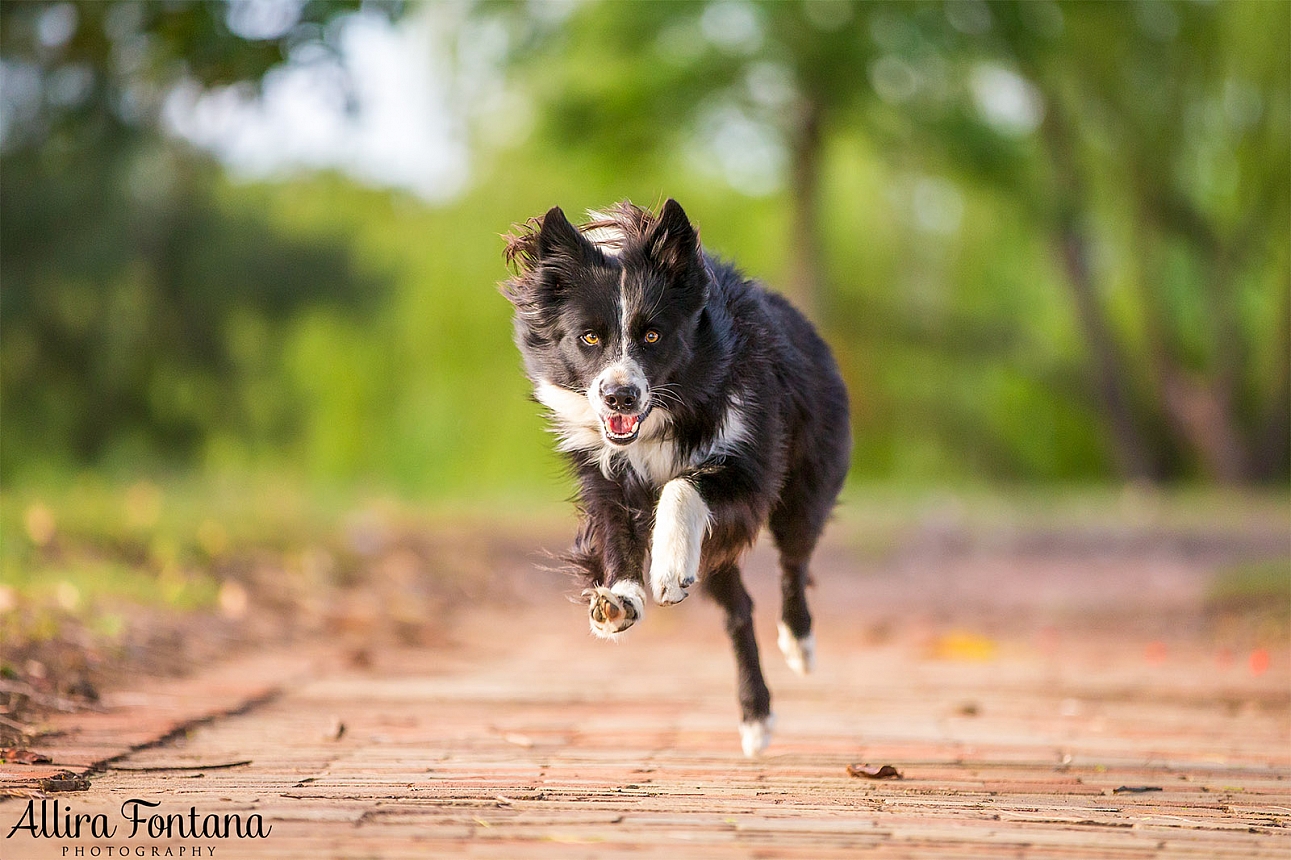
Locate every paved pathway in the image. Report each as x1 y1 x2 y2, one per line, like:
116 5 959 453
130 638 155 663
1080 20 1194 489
2 537 1288 858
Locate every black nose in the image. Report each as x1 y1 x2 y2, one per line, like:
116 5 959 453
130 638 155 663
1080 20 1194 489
603 385 639 413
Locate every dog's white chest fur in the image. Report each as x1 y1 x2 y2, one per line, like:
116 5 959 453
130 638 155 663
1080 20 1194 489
533 380 747 485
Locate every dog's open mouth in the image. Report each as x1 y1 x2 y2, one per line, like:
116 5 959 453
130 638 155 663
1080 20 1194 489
603 411 646 444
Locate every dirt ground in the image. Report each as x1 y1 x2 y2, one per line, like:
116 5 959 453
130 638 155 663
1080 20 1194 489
1 525 1288 859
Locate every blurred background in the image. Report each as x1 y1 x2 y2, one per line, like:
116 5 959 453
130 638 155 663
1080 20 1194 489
0 0 1287 726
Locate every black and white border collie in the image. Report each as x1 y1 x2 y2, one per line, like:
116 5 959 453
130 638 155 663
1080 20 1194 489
502 199 850 756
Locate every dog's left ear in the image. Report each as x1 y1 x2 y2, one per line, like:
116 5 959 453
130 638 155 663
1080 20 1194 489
647 199 701 279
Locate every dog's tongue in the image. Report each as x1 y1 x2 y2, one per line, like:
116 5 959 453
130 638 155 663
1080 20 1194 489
607 413 640 436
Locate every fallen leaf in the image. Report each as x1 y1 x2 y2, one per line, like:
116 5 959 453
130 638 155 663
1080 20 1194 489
930 631 997 662
0 748 52 765
847 763 902 779
40 776 90 792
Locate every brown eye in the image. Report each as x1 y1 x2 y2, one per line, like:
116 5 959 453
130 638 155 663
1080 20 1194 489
643 330 660 344
580 332 601 346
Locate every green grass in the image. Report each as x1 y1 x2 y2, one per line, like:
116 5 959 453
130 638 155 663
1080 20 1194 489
0 475 345 645
0 475 1286 688
5 477 1286 603
1206 559 1291 617
4 559 219 612
830 484 1291 558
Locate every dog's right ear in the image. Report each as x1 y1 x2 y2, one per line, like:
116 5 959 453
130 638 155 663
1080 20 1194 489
537 206 594 263
502 206 598 279
502 206 597 315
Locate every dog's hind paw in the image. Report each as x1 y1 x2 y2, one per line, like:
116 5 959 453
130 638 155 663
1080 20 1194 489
777 621 815 676
739 714 774 758
586 581 644 640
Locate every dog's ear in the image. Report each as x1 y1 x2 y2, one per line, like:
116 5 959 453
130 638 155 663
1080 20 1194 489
537 206 595 263
647 198 701 279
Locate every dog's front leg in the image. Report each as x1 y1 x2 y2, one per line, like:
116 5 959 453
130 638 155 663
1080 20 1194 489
586 577 646 640
650 465 769 605
578 472 649 639
649 478 711 605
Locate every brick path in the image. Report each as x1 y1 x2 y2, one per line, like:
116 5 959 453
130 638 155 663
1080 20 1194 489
2 536 1288 858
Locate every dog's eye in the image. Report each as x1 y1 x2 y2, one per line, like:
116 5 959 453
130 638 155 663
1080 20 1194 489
643 330 660 344
580 332 601 346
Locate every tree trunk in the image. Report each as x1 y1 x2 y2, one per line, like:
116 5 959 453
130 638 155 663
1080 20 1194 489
1251 281 1291 482
1132 217 1249 483
1137 191 1252 483
1055 220 1159 481
1158 371 1247 482
1038 99 1158 481
785 97 824 320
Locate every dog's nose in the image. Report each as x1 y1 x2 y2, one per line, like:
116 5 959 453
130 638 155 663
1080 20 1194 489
602 385 639 413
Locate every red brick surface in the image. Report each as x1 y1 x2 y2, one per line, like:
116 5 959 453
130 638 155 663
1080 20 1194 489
1 537 1286 858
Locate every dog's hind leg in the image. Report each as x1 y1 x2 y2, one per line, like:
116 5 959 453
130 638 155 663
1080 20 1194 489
703 563 773 757
768 471 840 676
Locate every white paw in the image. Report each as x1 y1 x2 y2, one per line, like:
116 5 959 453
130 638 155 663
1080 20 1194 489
651 567 695 606
777 621 815 676
739 714 774 758
586 581 645 640
649 479 710 606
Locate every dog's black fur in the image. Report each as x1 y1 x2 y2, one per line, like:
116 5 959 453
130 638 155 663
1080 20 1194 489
502 199 850 754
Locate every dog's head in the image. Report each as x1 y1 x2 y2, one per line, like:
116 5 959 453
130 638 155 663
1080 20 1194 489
503 199 708 447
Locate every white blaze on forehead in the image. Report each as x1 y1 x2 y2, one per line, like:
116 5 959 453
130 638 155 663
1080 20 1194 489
583 263 650 410
620 266 631 360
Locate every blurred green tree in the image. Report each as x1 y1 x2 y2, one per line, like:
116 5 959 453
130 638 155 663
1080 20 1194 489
478 0 1289 484
928 1 1290 483
0 1 399 475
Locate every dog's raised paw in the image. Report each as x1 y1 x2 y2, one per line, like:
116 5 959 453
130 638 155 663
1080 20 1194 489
777 621 815 676
649 478 708 606
586 581 645 639
651 569 694 606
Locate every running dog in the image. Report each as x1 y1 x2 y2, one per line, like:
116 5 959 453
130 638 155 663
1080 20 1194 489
502 199 850 756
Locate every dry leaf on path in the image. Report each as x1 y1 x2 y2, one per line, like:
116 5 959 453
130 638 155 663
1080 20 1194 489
0 748 52 765
847 763 903 779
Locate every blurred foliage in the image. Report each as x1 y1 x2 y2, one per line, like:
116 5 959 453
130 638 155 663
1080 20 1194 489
0 472 515 742
1205 558 1291 645
1206 558 1291 613
484 0 1290 484
1 0 396 474
1 150 390 473
0 0 1287 494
